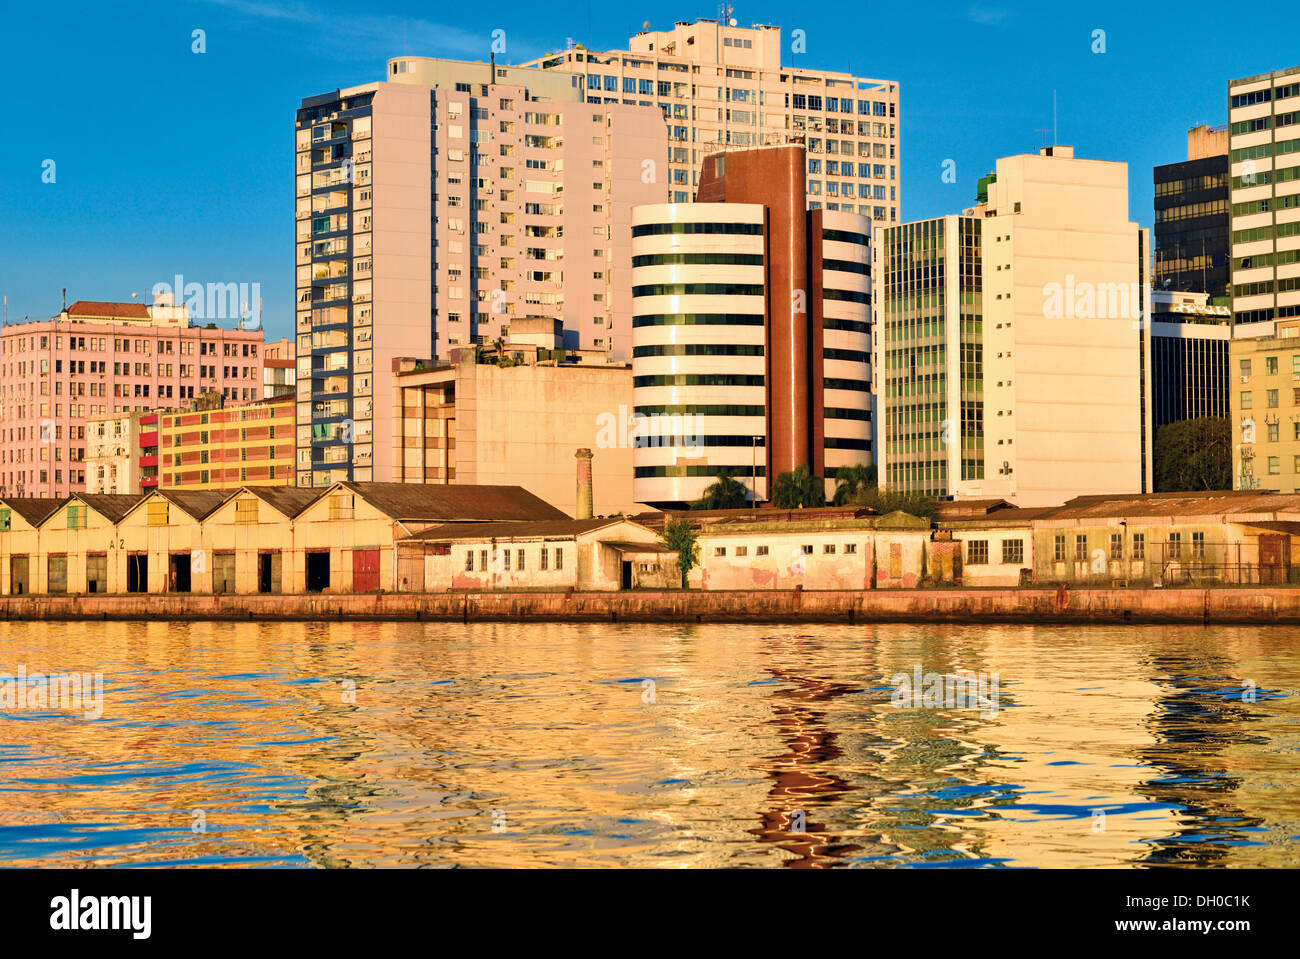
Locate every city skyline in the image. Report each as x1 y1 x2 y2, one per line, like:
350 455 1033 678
4 0 1297 343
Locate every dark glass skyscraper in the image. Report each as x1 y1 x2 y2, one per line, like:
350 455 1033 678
1153 126 1230 302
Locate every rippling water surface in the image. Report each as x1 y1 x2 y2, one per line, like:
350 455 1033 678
1 620 1298 867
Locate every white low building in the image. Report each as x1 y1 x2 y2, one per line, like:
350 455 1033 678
398 518 677 592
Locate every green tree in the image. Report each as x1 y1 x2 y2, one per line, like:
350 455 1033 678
692 472 751 510
832 463 878 505
843 483 939 520
660 517 700 588
1154 417 1231 492
771 463 827 509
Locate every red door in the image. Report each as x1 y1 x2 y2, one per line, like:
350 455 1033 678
352 549 381 592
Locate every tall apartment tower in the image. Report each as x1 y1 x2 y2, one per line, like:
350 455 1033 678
1153 125 1229 300
630 143 872 509
877 147 1153 507
525 20 900 223
1228 66 1300 332
295 60 666 487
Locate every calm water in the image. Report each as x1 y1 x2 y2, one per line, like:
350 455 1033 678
1 619 1298 868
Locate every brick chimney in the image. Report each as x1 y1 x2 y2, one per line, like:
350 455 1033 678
575 448 594 519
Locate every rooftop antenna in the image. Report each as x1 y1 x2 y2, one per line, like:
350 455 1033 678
1035 128 1050 150
1053 89 1058 145
62 287 66 311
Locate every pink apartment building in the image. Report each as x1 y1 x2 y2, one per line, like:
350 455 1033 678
0 296 265 498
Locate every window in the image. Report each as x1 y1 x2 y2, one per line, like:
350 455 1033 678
540 548 549 571
966 540 989 565
1269 455 1281 474
1241 391 1253 409
844 543 857 554
480 549 488 571
147 501 169 526
1074 535 1087 562
1266 356 1279 375
517 549 525 571
501 549 511 571
235 499 258 524
735 546 748 557
1110 533 1122 560
1133 533 1145 560
801 544 814 555
1053 533 1066 562
1168 532 1182 559
823 544 836 554
66 504 87 529
1268 389 1280 408
756 546 769 556
0 507 9 532
329 494 354 520
1002 539 1024 564
714 547 727 556
555 548 563 570
1192 531 1205 559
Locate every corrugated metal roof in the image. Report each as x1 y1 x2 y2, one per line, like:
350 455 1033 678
74 493 147 523
1049 491 1300 520
156 489 230 520
342 482 569 522
238 486 321 518
403 518 624 541
0 497 67 527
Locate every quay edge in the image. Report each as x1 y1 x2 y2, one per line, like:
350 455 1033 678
0 588 1297 625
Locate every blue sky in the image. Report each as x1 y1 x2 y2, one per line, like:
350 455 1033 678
1 0 1295 342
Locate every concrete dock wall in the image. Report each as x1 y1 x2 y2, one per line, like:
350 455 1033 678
0 587 1297 624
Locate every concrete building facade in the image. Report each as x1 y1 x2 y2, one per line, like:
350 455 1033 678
1230 316 1300 490
158 395 295 490
877 147 1153 506
85 410 148 495
524 19 900 223
630 143 872 508
295 61 667 487
390 328 638 517
0 297 265 499
1228 66 1300 329
1149 290 1231 429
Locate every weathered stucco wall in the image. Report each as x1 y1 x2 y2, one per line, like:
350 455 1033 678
2 587 1298 624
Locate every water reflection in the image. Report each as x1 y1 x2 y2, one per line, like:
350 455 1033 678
0 620 1297 867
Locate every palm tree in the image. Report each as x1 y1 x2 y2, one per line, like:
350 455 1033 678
771 463 826 509
692 472 750 510
833 463 877 505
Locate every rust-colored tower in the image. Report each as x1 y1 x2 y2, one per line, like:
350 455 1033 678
696 144 820 481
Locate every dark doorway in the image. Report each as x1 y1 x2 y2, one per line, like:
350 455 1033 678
306 551 331 593
259 551 281 594
127 554 148 593
169 553 191 593
621 560 633 590
10 556 29 595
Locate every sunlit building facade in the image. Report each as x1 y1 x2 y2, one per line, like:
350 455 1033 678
524 19 900 222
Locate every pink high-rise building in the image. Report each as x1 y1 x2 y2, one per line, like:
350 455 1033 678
0 296 265 498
